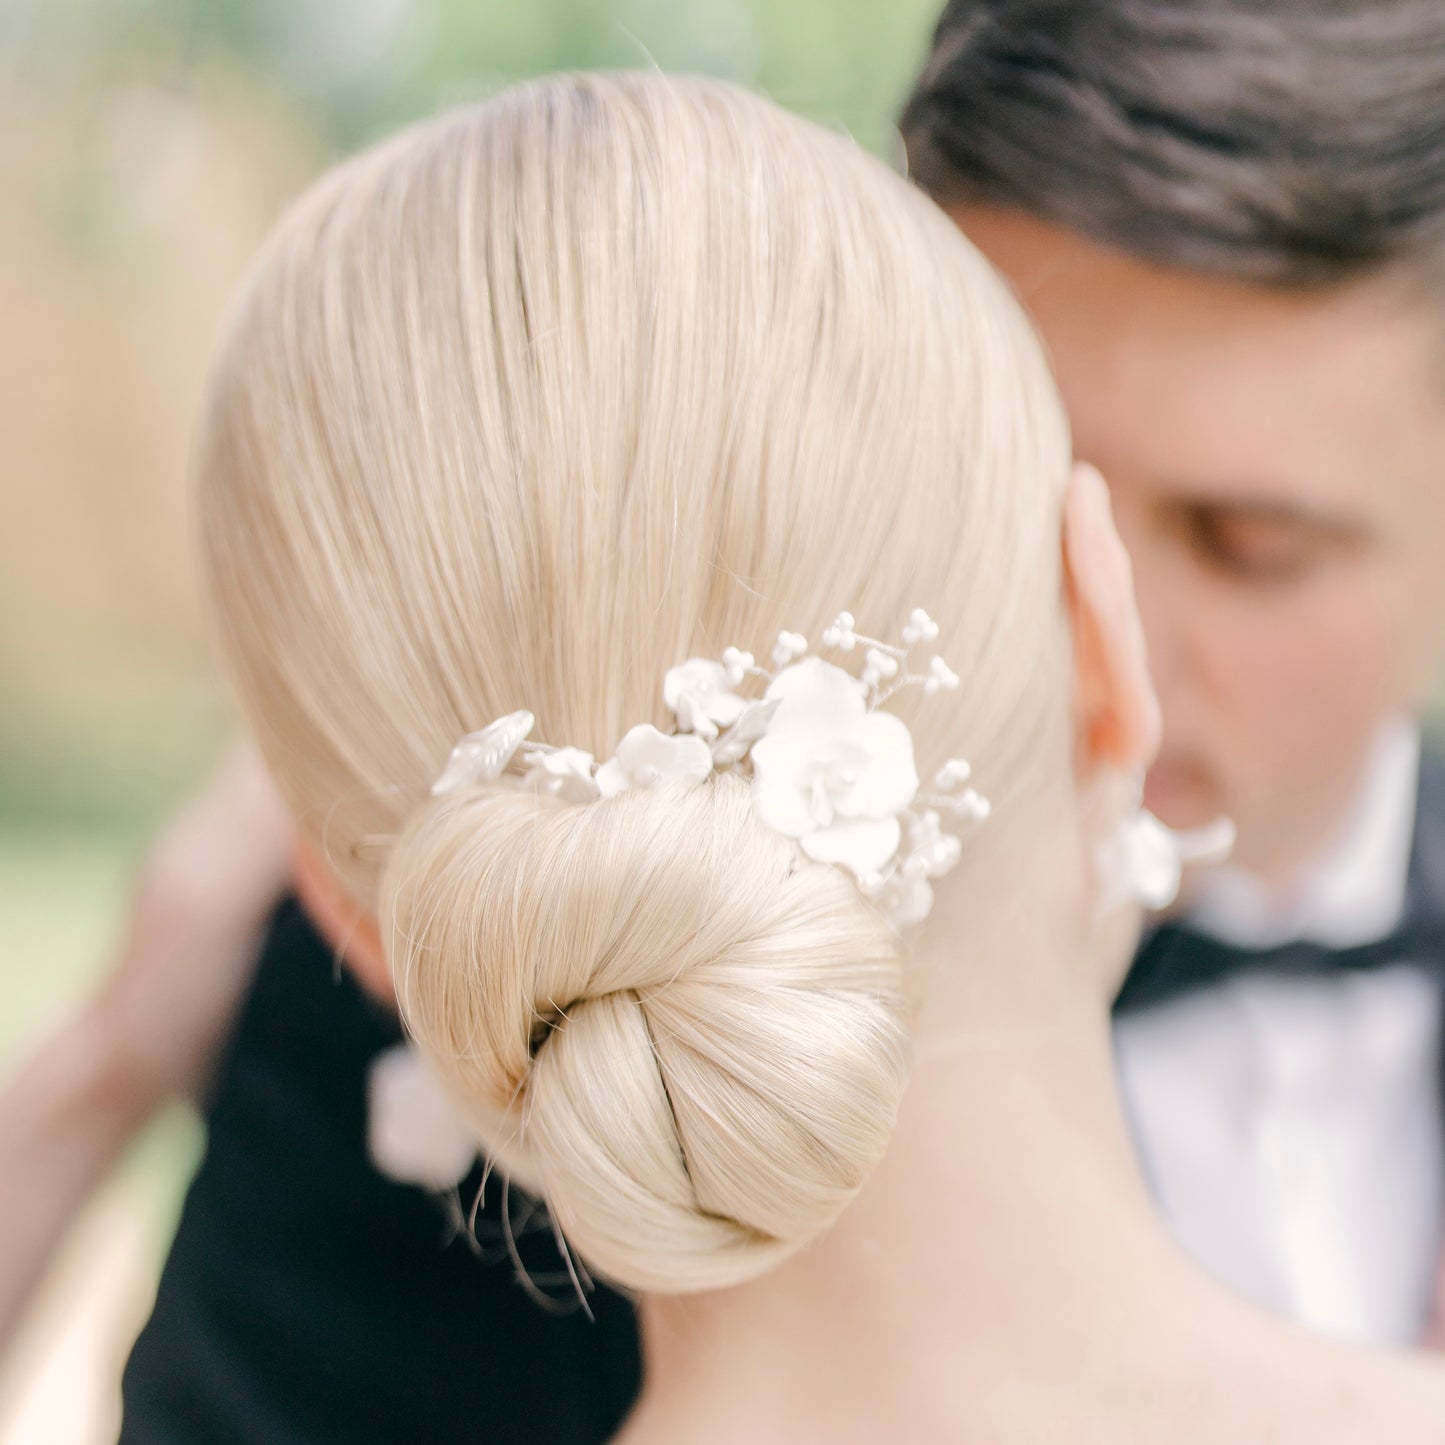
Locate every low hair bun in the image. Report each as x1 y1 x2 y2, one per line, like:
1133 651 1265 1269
380 773 911 1293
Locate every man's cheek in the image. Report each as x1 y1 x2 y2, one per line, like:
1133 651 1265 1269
1235 623 1392 780
1388 562 1445 704
1199 612 1353 746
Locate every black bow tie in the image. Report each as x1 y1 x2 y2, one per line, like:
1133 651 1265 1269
1113 912 1443 1016
1114 751 1445 1016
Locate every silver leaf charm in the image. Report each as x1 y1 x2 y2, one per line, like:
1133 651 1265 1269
431 710 535 796
709 698 780 766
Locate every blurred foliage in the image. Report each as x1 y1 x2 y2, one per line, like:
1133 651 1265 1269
3 0 941 154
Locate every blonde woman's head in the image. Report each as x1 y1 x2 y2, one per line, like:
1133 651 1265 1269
198 73 1091 1293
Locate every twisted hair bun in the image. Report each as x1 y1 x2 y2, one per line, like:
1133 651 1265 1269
200 70 1073 1296
381 775 910 1293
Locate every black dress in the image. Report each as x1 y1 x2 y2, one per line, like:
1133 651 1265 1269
118 901 641 1445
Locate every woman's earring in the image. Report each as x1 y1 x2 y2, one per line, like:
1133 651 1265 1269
1099 784 1236 913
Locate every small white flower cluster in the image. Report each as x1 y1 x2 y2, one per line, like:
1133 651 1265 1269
430 609 990 929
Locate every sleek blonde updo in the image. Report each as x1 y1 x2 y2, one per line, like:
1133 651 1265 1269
199 73 1072 1292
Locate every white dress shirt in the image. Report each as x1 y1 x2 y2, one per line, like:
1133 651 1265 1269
1113 723 1444 1345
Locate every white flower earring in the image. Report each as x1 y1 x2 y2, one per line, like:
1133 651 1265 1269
1099 782 1236 912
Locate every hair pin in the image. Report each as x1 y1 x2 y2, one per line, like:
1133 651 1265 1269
431 608 988 928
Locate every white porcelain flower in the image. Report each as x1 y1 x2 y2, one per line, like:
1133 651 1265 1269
432 710 535 796
367 1044 477 1189
749 657 920 879
1118 810 1184 911
520 746 600 804
1103 811 1233 913
596 724 714 798
663 659 748 741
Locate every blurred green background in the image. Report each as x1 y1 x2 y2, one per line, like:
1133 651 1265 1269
0 4 941 1435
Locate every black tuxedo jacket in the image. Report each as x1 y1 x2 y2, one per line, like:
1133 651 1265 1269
119 751 1445 1444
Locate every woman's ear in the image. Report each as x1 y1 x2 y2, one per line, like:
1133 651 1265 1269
1063 463 1162 775
292 843 395 1004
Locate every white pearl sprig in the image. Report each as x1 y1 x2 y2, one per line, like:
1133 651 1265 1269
770 631 809 668
821 608 960 710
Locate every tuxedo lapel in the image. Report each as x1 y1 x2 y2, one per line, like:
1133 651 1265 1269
1409 745 1445 950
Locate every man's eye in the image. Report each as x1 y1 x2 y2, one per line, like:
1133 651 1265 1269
1183 510 1320 583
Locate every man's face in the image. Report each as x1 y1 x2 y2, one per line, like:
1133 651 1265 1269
954 206 1445 885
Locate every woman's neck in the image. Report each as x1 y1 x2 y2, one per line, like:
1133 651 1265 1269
618 889 1445 1443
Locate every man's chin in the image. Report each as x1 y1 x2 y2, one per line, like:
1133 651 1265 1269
1142 761 1221 832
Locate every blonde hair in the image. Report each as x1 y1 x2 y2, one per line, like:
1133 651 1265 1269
198 72 1072 1292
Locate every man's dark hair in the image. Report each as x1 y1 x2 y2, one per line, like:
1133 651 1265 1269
900 0 1445 286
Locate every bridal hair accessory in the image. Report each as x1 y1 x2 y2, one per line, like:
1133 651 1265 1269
431 608 990 929
1102 800 1237 912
